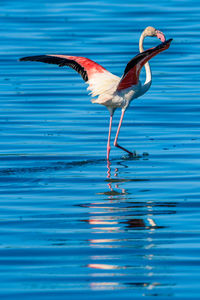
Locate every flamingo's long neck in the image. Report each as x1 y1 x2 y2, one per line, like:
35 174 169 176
139 32 152 94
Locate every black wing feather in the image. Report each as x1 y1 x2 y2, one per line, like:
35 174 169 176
123 39 173 77
19 55 88 82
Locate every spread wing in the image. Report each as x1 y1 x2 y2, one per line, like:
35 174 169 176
117 39 172 91
20 55 120 97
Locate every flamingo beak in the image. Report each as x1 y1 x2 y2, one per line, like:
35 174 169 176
156 30 166 42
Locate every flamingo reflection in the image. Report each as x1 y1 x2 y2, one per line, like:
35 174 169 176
81 159 174 296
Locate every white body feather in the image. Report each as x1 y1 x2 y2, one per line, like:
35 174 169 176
87 70 144 113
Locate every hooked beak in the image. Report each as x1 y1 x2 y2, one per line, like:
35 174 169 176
156 30 166 42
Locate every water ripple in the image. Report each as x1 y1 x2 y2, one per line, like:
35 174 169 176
1 0 200 299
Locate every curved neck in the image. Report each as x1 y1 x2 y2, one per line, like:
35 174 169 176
139 31 152 94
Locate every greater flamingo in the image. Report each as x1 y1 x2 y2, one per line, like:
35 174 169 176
20 26 172 160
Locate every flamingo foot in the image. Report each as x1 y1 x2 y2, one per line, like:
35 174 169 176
114 142 134 156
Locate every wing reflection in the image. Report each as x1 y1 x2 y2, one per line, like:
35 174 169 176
88 263 121 270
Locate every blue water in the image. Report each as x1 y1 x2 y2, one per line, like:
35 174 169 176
1 0 200 299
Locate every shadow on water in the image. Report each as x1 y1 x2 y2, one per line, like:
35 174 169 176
0 153 143 176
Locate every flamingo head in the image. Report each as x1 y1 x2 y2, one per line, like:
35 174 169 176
144 26 166 43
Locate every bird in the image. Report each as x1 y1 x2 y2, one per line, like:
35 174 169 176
20 26 172 160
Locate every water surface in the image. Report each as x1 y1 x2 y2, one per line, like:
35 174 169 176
1 0 200 299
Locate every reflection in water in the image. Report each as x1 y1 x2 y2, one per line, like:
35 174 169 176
84 159 174 296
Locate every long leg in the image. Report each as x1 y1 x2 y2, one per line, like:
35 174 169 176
107 114 113 160
114 109 133 155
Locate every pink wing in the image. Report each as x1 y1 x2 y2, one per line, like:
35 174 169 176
117 39 172 91
20 54 120 97
20 55 107 82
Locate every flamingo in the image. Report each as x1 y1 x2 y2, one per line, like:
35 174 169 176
20 26 172 160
